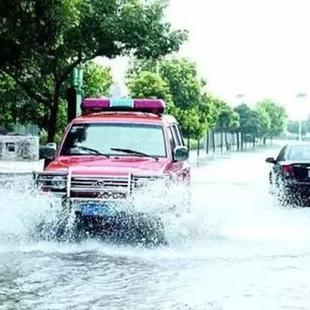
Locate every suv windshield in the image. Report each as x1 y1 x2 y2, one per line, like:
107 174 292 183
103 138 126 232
60 123 166 157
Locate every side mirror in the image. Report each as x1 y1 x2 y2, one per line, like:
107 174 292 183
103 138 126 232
39 144 57 160
265 157 276 164
173 146 189 161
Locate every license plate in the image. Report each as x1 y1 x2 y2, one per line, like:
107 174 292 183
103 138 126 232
79 203 111 217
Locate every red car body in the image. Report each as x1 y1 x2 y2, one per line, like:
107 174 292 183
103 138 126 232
34 99 190 243
46 112 190 181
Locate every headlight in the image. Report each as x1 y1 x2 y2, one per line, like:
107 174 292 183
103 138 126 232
133 175 169 189
135 178 150 188
51 176 67 190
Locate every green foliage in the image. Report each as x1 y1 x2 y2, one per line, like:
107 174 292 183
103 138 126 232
0 73 16 130
128 71 173 104
0 72 47 130
287 119 309 136
83 62 112 98
216 100 240 131
176 107 203 139
127 57 215 140
233 100 287 141
201 94 221 130
159 58 203 110
235 104 263 137
256 99 287 138
158 58 210 139
127 56 288 146
0 0 186 141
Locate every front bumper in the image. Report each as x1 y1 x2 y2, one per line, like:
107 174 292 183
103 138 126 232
34 171 167 200
33 171 174 215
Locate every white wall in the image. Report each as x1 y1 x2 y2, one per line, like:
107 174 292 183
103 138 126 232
0 136 39 161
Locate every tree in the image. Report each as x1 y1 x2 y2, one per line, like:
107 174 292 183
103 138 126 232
255 106 270 143
0 0 187 141
0 73 18 130
235 104 262 147
217 101 239 131
159 58 204 111
0 62 113 138
234 104 252 133
256 99 287 140
83 62 113 98
215 101 240 151
127 58 207 139
127 71 173 105
287 120 307 136
0 72 48 131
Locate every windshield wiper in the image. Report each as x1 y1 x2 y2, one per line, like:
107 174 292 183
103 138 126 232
111 148 158 161
70 146 110 157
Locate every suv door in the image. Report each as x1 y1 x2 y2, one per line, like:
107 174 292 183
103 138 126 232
168 125 190 184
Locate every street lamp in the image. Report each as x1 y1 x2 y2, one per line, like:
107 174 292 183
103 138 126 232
296 93 307 142
67 65 84 122
235 94 246 150
236 94 245 106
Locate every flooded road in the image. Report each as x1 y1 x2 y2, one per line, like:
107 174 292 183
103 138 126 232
2 146 310 310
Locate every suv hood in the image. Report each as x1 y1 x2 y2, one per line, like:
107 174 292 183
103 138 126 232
46 156 171 176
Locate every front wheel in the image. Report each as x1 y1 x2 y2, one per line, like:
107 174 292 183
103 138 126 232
107 212 166 246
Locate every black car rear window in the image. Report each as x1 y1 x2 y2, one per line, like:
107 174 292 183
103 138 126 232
287 145 310 161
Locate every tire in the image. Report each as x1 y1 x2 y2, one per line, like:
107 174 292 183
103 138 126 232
109 212 166 246
134 213 166 246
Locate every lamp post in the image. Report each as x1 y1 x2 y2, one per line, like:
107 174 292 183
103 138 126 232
67 64 84 122
236 94 245 150
236 93 245 104
296 93 307 142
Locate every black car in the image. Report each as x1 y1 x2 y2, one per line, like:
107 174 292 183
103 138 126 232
266 144 310 205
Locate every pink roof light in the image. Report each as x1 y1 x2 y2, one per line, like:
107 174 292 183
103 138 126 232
81 98 165 115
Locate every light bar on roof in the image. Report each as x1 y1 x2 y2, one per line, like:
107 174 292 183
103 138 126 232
81 98 165 115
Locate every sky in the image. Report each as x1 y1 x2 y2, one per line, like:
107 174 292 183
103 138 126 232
102 0 310 120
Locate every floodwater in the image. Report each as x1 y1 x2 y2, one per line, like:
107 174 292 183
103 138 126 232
1 145 310 310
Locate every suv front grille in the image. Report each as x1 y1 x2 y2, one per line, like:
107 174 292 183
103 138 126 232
70 176 130 199
34 172 163 200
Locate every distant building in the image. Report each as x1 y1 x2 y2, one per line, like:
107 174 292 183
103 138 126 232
0 135 39 161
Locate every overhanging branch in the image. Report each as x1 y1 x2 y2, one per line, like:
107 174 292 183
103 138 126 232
58 51 101 84
58 56 82 84
0 70 50 105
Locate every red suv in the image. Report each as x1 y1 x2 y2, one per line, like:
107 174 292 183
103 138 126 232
35 98 190 244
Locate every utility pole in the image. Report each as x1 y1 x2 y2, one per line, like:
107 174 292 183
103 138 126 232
67 65 84 122
236 93 245 150
296 93 307 142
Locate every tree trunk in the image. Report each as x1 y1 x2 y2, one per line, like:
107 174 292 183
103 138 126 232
47 85 61 142
197 138 200 157
206 132 209 154
225 132 229 151
220 130 223 153
236 132 240 150
212 131 216 153
253 135 256 147
232 132 235 151
263 137 267 145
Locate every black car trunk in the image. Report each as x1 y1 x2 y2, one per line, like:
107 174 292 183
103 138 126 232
292 163 310 181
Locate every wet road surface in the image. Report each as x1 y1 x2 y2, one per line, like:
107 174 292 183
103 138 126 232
1 145 310 310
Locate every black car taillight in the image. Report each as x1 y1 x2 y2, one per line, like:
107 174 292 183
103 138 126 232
282 164 294 176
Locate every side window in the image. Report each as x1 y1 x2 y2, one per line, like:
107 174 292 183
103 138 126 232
276 146 287 162
168 127 176 152
172 125 184 146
